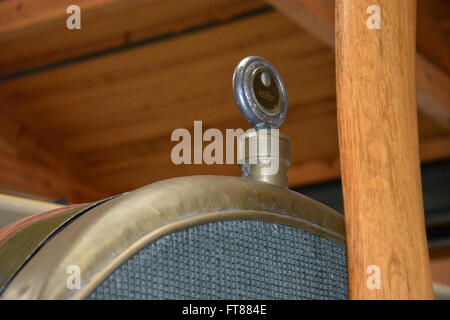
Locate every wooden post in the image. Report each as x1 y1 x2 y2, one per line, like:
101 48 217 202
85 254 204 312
335 0 433 299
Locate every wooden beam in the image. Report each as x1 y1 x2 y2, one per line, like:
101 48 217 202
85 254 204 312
1 3 448 196
336 0 433 299
266 0 450 128
0 111 108 202
289 157 340 186
288 135 450 187
0 0 110 32
417 0 450 76
419 135 450 162
0 0 264 78
416 55 450 128
263 0 334 47
430 246 450 261
430 258 450 286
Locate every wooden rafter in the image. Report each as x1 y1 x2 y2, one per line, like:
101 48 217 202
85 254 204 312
0 0 266 200
417 0 450 76
0 110 109 202
0 0 448 199
266 0 450 128
0 0 264 78
289 135 450 186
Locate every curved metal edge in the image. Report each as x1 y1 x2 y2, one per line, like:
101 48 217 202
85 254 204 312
0 204 81 244
0 205 89 293
1 175 344 300
0 194 63 231
0 196 120 295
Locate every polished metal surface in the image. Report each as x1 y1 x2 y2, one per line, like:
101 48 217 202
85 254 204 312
0 204 89 293
0 193 62 229
232 56 288 129
233 57 291 187
1 175 344 300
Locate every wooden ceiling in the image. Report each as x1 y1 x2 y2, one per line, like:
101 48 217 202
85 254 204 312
0 0 449 203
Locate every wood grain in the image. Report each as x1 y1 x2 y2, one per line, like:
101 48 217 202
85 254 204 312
429 246 450 287
416 54 450 128
0 12 339 195
0 4 448 201
0 9 448 200
336 0 434 299
417 0 450 75
0 0 264 77
0 111 108 202
266 0 450 128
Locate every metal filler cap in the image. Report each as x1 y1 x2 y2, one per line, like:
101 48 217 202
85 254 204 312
232 56 288 129
233 57 291 187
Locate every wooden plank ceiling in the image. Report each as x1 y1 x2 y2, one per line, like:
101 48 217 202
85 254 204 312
0 0 449 203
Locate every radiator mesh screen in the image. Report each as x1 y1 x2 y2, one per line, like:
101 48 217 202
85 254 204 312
89 220 347 300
